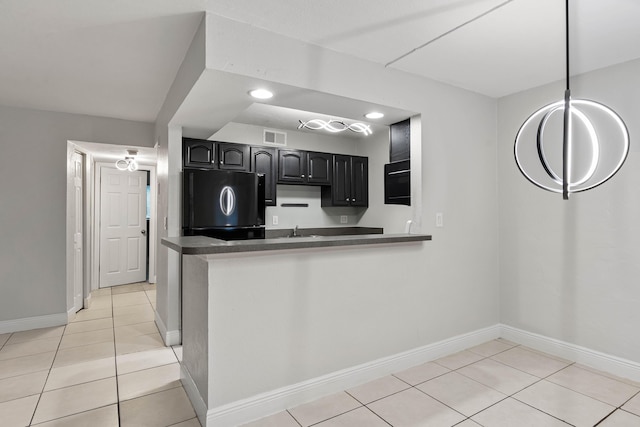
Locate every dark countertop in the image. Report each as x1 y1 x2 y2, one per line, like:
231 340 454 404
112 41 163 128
162 233 431 255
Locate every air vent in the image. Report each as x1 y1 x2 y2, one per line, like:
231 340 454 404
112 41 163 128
263 129 287 146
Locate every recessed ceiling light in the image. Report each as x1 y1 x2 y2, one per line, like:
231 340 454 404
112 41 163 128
365 112 384 119
249 89 273 99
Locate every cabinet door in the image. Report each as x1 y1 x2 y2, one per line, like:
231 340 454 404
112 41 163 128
331 155 351 206
218 142 249 171
250 146 277 206
278 149 306 183
307 152 332 185
390 119 411 162
350 156 369 207
183 138 216 169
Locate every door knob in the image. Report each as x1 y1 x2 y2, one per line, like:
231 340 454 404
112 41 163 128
141 230 146 235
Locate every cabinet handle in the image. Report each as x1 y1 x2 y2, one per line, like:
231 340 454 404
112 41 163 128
345 198 349 201
301 174 305 178
309 175 312 179
352 199 356 202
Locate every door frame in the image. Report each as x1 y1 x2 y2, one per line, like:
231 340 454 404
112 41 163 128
93 162 157 292
71 151 85 313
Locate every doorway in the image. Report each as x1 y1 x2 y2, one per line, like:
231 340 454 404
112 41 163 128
95 161 157 290
66 141 157 317
98 166 149 287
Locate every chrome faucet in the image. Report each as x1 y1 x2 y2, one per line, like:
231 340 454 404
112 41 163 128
293 225 299 237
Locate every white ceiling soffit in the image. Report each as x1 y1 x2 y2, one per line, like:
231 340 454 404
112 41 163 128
232 104 390 139
174 70 416 139
0 0 205 122
207 0 640 98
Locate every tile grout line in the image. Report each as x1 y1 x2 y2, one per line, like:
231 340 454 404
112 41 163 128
285 409 303 427
109 288 124 427
0 283 184 427
28 324 67 426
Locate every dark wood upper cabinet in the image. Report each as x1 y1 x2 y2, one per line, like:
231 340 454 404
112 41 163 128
350 156 369 207
329 155 351 206
322 155 368 207
183 138 216 169
184 138 368 209
390 119 410 162
250 146 277 206
307 151 332 185
277 149 333 185
183 139 250 171
218 142 249 171
277 149 306 184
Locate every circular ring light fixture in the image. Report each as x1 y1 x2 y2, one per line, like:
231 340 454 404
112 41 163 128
513 0 629 200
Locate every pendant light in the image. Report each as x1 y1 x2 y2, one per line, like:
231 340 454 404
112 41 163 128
514 0 629 200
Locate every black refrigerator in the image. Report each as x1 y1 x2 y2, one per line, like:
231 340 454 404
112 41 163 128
182 169 266 240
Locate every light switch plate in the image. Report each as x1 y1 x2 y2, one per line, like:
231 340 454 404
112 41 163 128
340 215 348 224
272 215 279 225
436 212 443 228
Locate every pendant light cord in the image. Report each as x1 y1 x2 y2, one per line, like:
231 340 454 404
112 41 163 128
565 0 570 91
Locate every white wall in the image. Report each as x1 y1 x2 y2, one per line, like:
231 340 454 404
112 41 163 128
156 12 498 376
498 58 640 362
203 243 457 407
154 15 206 344
0 105 153 325
198 14 500 351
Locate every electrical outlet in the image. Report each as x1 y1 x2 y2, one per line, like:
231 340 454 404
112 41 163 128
272 215 279 225
340 215 348 224
436 212 443 228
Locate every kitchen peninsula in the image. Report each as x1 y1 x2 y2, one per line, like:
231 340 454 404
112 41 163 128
162 231 431 426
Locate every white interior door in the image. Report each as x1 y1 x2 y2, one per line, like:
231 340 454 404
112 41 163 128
72 152 84 312
99 167 147 287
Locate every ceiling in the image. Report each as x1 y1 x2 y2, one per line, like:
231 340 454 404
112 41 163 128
2 0 639 130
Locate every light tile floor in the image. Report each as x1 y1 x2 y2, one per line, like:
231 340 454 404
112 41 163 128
3 288 640 427
0 282 200 427
243 339 640 427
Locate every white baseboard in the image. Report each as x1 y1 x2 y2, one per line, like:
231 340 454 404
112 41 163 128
500 324 640 383
182 323 640 426
203 324 501 427
0 313 68 334
181 364 208 426
67 307 77 323
155 312 181 346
